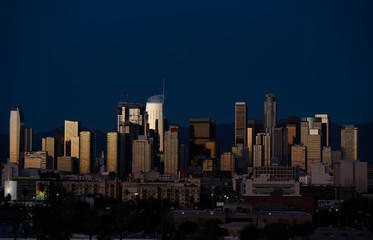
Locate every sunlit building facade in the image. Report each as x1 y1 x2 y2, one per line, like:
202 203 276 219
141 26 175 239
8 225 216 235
235 102 247 146
9 106 25 165
132 138 152 173
107 131 119 173
64 120 80 156
80 131 96 174
341 125 358 160
24 151 47 169
164 126 180 176
146 94 164 152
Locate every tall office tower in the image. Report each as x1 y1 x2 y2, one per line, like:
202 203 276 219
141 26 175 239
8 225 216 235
132 137 153 173
164 126 180 176
55 134 65 157
341 125 358 160
57 156 78 173
79 131 96 174
307 129 322 174
291 145 306 171
315 114 330 147
235 102 247 146
180 144 189 170
323 146 332 168
253 133 271 167
300 117 322 146
189 118 216 166
42 137 56 169
118 122 140 177
117 102 147 135
220 152 235 176
107 131 119 174
24 151 47 169
203 159 214 171
273 127 289 166
247 120 263 167
205 141 218 159
64 120 80 156
71 136 80 159
263 93 277 133
24 128 33 152
146 94 164 152
9 106 25 165
232 145 250 173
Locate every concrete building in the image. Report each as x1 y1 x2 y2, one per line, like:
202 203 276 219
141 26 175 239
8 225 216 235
273 127 288 166
164 126 180 176
80 131 96 174
315 114 330 147
291 145 306 171
9 106 25 165
146 94 165 152
24 128 33 152
232 145 249 173
24 151 47 169
253 133 271 167
311 163 333 185
64 120 80 156
189 118 216 166
263 93 277 134
253 166 297 180
341 125 358 160
132 138 153 173
334 160 367 193
220 152 235 176
235 102 247 146
241 174 300 196
300 117 321 146
307 129 322 174
42 137 56 169
107 131 119 174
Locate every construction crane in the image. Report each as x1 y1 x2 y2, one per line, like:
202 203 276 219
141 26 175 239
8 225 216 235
117 92 153 105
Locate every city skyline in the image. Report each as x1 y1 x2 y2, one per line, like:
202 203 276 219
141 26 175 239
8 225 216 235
1 1 373 133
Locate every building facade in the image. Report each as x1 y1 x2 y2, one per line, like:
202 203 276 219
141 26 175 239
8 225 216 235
80 131 96 174
235 102 247 146
9 106 25 165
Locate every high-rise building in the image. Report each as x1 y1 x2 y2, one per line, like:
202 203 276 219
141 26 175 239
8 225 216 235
80 131 96 174
71 136 80 159
247 120 263 167
334 160 367 193
117 102 147 135
57 156 78 173
164 126 180 176
24 151 47 169
307 129 322 174
9 106 25 165
220 152 235 176
146 94 165 152
107 131 119 174
322 146 332 168
24 128 33 152
291 145 306 171
273 127 289 166
235 102 247 146
64 120 80 156
55 134 65 158
42 137 56 169
300 117 321 146
232 145 250 173
189 118 216 166
263 93 277 133
341 125 358 160
315 114 330 147
118 122 141 177
253 133 271 167
132 138 153 173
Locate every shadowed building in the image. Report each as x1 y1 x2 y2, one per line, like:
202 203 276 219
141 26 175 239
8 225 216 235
220 152 235 176
341 125 358 160
291 145 306 171
273 127 289 166
235 102 247 146
315 114 330 147
307 129 322 174
42 137 56 169
117 102 147 135
263 94 277 134
189 118 216 166
247 120 263 167
253 133 271 167
24 128 33 152
57 156 78 173
164 126 180 176
232 145 249 173
80 130 96 174
9 106 25 165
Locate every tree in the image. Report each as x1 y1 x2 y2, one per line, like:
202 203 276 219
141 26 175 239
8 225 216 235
263 223 289 240
240 225 262 240
200 219 228 240
9 204 26 240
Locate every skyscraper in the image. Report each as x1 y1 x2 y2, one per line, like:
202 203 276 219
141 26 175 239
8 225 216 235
315 114 330 147
24 128 33 152
189 118 216 166
247 120 263 167
235 102 247 146
164 126 180 176
291 145 306 171
220 152 235 176
117 102 147 135
146 94 165 152
300 117 322 146
132 138 153 173
9 106 24 165
42 137 56 169
341 125 358 160
64 120 80 156
253 133 271 167
273 127 289 166
107 131 119 174
263 93 277 133
80 130 96 174
307 129 322 174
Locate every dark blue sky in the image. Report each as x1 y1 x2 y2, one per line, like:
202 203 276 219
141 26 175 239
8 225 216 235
1 1 372 133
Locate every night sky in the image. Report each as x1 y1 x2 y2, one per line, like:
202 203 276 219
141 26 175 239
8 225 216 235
1 1 373 133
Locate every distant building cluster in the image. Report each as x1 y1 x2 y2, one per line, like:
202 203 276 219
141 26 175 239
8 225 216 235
1 93 369 216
